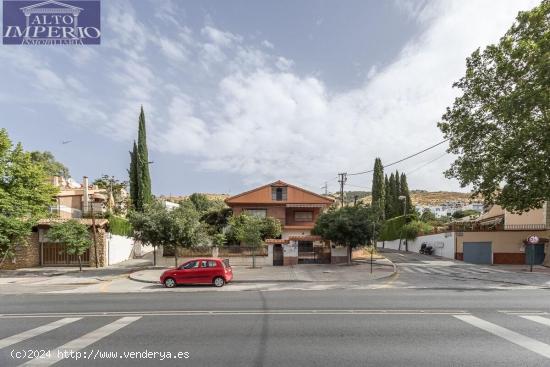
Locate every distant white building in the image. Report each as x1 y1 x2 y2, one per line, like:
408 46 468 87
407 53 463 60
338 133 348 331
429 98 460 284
417 201 484 218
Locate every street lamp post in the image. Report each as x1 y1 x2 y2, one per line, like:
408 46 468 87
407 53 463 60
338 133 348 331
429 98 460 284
399 195 407 251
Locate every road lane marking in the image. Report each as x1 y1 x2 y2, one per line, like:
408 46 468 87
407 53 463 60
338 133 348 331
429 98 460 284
454 315 550 359
0 309 470 319
520 315 550 327
0 318 81 349
20 316 141 366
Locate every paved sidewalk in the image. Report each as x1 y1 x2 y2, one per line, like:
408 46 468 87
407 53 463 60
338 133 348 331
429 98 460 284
130 258 396 284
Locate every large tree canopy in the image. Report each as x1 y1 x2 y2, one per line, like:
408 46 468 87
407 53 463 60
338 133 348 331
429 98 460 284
30 151 70 178
438 1 550 212
0 129 58 264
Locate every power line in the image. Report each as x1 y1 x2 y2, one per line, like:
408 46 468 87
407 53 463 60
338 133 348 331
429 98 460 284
406 152 449 176
347 139 449 176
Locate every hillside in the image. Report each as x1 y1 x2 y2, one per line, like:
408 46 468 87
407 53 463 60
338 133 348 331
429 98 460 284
352 190 478 206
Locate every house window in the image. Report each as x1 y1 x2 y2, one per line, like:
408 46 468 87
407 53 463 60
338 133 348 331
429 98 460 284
294 211 313 222
272 186 287 201
244 209 267 218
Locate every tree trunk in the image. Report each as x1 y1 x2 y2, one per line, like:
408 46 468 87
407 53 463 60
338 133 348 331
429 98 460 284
78 255 82 272
153 245 157 266
347 246 352 265
398 238 402 251
174 246 178 268
252 247 256 268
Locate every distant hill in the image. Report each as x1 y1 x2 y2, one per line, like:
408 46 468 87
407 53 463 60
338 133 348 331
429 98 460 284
158 193 230 202
338 190 479 206
158 190 479 207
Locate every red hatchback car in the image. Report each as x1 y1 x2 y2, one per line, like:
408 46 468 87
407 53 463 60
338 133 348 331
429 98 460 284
160 258 233 288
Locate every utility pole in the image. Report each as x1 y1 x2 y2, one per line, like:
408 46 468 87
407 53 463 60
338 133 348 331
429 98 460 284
321 182 328 195
90 202 99 268
338 173 347 207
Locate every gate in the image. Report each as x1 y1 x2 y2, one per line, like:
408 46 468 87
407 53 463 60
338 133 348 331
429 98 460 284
298 241 315 264
273 244 283 266
463 242 492 265
525 244 545 265
43 243 90 266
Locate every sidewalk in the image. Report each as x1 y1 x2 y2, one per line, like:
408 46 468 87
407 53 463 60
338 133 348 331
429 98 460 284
0 258 152 285
130 258 396 284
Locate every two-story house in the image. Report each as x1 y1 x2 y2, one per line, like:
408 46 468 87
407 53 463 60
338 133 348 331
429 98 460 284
225 180 344 265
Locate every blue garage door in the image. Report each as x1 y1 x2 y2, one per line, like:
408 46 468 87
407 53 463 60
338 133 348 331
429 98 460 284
463 242 492 265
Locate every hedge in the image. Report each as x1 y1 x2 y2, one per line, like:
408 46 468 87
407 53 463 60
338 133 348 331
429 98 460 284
379 214 416 241
108 215 133 237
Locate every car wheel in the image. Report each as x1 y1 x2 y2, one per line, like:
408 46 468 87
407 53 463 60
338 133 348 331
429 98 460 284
164 278 176 288
213 277 225 287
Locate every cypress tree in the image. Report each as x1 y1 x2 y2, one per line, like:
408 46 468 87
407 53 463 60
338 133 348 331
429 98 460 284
384 174 392 219
388 173 397 218
128 141 139 209
137 106 152 207
371 158 385 219
400 173 413 214
393 170 402 217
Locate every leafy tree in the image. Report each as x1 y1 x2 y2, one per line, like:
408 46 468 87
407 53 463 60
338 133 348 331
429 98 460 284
201 207 232 235
371 158 385 220
30 151 70 178
0 129 58 266
438 1 550 213
259 216 283 240
401 221 433 246
211 232 227 247
188 193 215 214
128 107 153 211
93 175 129 215
228 214 265 268
312 206 374 264
47 220 92 271
129 201 206 267
420 208 437 222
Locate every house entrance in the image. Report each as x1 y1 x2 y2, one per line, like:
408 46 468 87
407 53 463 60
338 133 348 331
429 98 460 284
273 244 283 266
43 243 90 266
298 241 314 264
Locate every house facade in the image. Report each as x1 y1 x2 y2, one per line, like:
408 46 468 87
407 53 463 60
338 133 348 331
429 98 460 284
453 203 549 265
50 176 109 218
0 218 109 270
225 181 345 265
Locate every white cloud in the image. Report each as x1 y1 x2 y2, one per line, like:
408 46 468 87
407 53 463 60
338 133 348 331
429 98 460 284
152 0 538 192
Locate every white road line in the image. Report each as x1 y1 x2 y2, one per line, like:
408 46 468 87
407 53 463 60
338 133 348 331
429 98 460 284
0 318 81 349
20 316 141 366
480 267 509 273
400 267 416 273
520 315 550 327
414 267 431 274
454 315 550 359
426 268 449 275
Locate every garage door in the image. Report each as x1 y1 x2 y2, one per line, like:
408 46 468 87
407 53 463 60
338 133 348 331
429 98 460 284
525 244 545 265
463 242 492 265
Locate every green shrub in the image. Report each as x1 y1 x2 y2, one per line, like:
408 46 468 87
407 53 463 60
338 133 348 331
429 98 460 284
108 215 133 237
379 214 417 241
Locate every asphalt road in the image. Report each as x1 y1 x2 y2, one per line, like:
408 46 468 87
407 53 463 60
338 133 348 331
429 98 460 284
1 251 550 367
1 288 550 367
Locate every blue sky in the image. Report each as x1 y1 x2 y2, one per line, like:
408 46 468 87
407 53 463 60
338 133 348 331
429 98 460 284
0 0 538 196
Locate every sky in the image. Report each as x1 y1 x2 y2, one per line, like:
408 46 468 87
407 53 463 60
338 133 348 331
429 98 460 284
0 0 539 196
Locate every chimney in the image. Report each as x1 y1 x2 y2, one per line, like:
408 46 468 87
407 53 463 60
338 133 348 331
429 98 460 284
83 176 89 214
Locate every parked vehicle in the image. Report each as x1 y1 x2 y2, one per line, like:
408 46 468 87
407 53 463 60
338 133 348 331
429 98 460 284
419 243 434 255
160 258 233 288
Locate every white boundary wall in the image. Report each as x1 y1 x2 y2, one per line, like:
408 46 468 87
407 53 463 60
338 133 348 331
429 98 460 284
107 234 135 265
377 232 456 259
